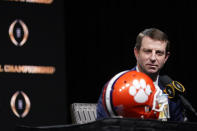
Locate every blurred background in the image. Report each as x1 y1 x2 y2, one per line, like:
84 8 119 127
0 0 197 130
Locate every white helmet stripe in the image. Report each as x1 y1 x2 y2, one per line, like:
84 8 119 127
105 70 129 116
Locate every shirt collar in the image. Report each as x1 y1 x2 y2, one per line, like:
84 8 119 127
136 66 159 86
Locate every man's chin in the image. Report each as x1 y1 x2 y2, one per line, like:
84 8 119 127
146 69 158 74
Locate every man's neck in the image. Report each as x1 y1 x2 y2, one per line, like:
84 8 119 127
136 65 159 84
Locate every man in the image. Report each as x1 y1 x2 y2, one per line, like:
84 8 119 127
97 28 184 121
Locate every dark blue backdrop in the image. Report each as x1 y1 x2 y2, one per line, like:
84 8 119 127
0 1 67 131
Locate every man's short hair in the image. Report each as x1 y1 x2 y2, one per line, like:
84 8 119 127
135 28 170 53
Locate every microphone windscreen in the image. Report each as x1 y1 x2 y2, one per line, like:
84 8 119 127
160 75 173 85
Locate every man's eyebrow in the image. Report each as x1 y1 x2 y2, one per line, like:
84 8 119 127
142 48 151 51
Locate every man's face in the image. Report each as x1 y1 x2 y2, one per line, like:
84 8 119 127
134 36 169 75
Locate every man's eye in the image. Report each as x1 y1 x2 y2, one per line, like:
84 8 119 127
144 50 152 53
156 51 164 56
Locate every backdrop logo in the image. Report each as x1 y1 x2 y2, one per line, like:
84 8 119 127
9 19 29 47
4 0 53 4
0 64 56 74
10 91 31 118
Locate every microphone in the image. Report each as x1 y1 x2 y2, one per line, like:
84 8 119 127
160 75 197 117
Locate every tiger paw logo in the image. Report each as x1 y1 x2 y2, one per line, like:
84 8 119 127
129 79 152 103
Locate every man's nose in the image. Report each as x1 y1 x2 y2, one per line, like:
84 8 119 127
150 52 156 62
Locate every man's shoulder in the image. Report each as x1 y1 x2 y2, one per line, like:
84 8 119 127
130 67 136 71
113 67 136 76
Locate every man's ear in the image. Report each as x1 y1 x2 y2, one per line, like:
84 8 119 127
164 51 170 63
134 47 139 60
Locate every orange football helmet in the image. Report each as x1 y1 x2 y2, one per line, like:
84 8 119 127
102 70 166 119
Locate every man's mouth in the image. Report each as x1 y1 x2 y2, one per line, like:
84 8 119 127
147 64 157 68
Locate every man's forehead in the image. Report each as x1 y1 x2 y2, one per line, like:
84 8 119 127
141 37 167 49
